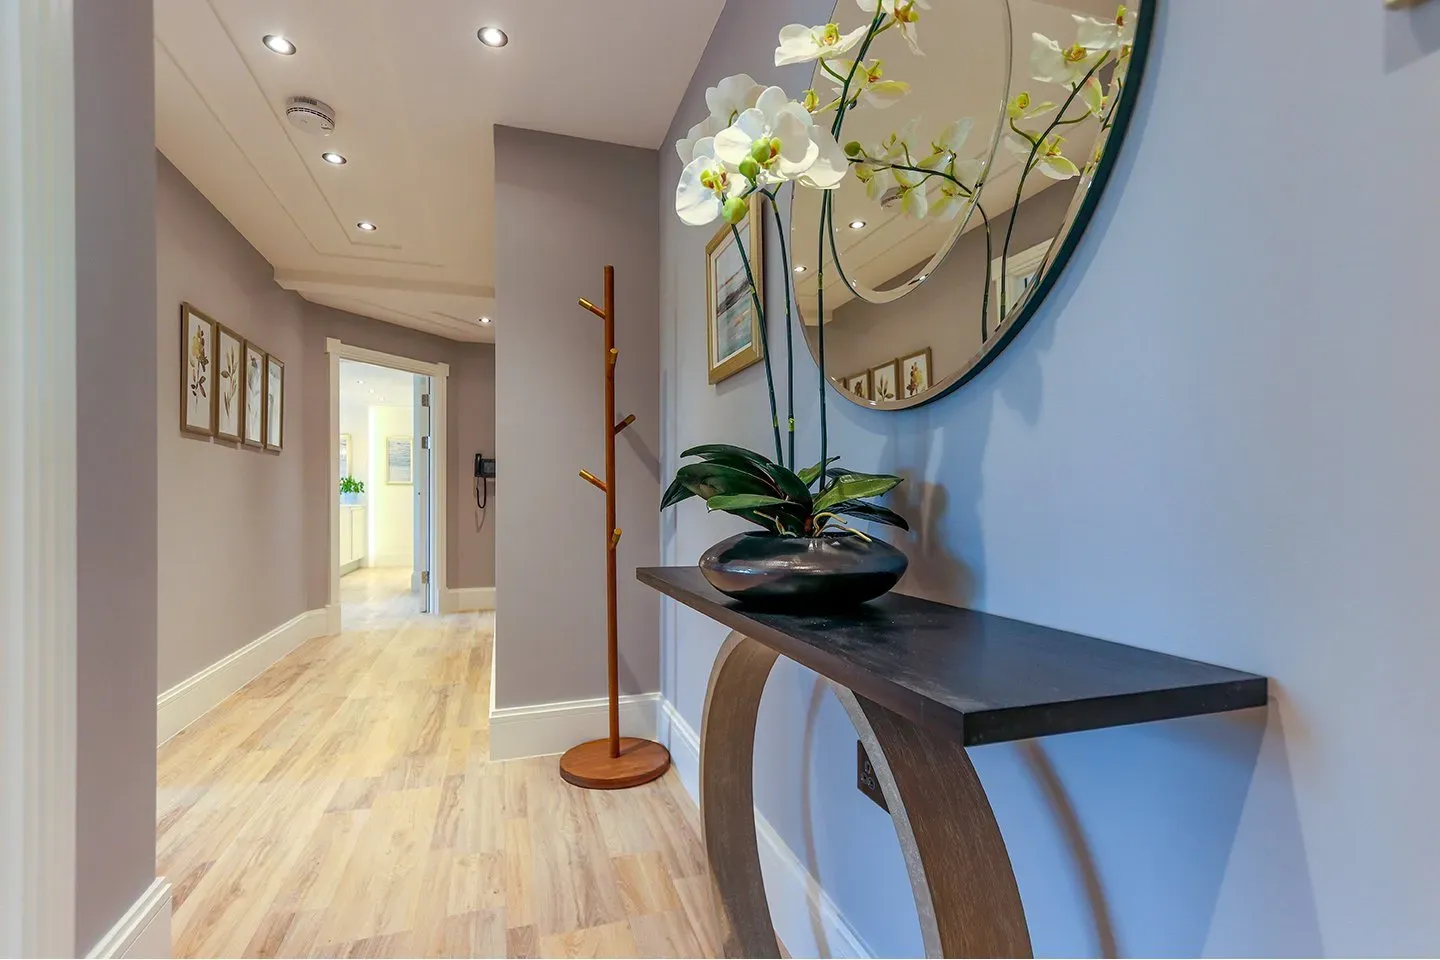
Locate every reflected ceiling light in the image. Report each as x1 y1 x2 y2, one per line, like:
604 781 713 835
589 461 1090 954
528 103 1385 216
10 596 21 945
477 26 509 47
793 265 807 274
848 219 867 230
356 221 377 231
478 316 493 324
263 35 296 55
321 152 347 165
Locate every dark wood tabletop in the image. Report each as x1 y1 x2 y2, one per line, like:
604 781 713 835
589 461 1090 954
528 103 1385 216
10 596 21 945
638 566 1268 746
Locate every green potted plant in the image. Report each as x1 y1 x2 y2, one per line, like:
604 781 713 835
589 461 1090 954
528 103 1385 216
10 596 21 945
339 475 365 506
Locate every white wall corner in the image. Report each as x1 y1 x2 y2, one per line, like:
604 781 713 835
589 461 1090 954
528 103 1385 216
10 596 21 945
488 691 659 761
85 877 171 959
156 608 328 745
442 586 496 614
659 700 874 960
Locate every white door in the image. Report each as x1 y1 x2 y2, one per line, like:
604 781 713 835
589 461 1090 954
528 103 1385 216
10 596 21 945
413 374 432 611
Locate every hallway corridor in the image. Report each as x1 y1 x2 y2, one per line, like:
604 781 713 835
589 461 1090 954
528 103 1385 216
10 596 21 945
156 571 720 958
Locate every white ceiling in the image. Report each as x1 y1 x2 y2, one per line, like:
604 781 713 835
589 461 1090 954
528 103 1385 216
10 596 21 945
339 359 416 408
154 0 726 342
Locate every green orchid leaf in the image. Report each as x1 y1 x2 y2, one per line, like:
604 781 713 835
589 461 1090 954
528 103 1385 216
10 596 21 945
827 499 910 531
705 493 791 512
681 443 776 469
676 462 776 501
798 456 841 487
762 462 813 509
693 452 780 490
813 473 904 514
660 474 695 510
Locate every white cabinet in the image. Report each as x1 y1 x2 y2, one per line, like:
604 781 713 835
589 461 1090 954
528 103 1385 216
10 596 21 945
339 504 366 573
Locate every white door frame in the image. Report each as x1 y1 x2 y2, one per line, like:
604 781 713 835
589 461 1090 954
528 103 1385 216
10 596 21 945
1 0 79 956
326 339 448 622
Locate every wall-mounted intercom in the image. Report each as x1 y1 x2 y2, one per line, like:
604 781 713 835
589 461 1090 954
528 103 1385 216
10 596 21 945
474 454 497 479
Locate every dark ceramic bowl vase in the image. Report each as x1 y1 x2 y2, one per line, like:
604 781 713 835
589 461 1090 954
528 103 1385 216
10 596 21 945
699 532 908 611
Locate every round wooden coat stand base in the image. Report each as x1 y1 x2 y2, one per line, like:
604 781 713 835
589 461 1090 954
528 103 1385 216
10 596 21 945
559 737 671 790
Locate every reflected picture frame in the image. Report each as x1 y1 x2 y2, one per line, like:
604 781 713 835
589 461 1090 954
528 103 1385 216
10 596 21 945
899 347 933 400
842 370 872 401
706 195 765 384
870 359 899 403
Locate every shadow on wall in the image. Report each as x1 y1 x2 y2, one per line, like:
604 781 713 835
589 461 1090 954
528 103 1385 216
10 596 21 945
1384 0 1440 72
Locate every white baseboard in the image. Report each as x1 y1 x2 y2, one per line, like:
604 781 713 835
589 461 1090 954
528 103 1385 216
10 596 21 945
85 877 172 959
367 552 409 568
157 608 330 745
442 586 496 614
659 700 873 959
340 557 363 576
489 691 660 761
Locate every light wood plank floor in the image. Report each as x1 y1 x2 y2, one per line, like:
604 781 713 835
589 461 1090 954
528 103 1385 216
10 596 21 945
158 568 722 958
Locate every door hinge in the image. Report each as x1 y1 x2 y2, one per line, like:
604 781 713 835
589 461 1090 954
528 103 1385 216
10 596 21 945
421 570 430 585
421 393 430 407
420 435 430 450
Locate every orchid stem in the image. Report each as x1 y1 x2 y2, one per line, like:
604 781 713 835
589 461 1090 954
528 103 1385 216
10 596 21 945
763 189 796 470
731 221 783 464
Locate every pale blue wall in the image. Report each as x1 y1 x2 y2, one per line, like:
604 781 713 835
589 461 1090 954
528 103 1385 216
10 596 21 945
659 0 1440 955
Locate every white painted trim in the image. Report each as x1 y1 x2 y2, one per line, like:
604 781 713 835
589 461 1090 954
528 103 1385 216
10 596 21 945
325 602 342 637
84 878 172 959
659 700 874 959
0 0 78 954
489 692 660 761
326 340 448 616
442 586 497 613
157 609 330 745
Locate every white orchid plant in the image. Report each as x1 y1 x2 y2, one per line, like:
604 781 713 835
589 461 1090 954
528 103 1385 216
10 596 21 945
663 2 1136 540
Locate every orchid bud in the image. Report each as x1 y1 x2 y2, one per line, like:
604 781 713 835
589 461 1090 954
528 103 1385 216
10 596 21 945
844 141 863 157
749 139 772 164
722 195 748 224
738 157 761 181
802 89 819 113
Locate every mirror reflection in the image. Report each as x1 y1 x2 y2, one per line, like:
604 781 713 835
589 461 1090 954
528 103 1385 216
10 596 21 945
793 0 1145 408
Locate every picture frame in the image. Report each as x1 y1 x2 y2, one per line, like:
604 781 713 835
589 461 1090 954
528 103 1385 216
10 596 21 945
213 322 244 442
386 435 414 485
243 341 267 448
264 354 285 452
899 347 933 400
990 239 1052 332
842 370 872 401
179 303 218 437
338 433 351 481
706 194 765 384
870 359 900 403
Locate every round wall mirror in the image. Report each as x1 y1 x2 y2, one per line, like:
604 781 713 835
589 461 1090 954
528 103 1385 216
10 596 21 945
793 0 1154 409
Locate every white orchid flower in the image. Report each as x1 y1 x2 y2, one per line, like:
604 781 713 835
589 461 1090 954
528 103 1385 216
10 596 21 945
1005 132 1079 180
715 86 823 186
930 185 973 222
1006 91 1056 123
705 74 765 127
795 129 850 189
675 115 723 164
676 138 750 226
1074 5 1135 54
898 183 928 218
1031 32 1103 87
775 22 868 66
828 59 911 109
858 164 893 201
856 0 930 55
1080 76 1106 116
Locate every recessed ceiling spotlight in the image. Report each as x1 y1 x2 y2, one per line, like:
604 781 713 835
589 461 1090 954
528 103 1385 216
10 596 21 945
263 35 296 55
477 26 509 47
478 316 493 324
849 219 867 230
356 221 377 232
322 152 347 165
793 265 807 274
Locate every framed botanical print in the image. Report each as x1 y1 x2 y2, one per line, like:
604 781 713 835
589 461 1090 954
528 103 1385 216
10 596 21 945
870 359 899 403
264 354 285 451
706 195 764 384
338 433 351 480
842 370 872 401
386 435 414 484
243 342 267 448
214 323 244 442
179 303 217 437
899 347 933 400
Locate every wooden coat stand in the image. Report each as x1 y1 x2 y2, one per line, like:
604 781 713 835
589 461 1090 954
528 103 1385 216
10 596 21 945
559 265 671 790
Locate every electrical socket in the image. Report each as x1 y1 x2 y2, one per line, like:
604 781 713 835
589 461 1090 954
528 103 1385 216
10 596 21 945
856 741 888 812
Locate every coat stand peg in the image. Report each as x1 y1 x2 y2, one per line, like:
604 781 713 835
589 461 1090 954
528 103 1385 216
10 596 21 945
560 264 671 790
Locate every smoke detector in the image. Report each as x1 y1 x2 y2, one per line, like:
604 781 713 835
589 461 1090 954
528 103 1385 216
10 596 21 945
285 96 336 136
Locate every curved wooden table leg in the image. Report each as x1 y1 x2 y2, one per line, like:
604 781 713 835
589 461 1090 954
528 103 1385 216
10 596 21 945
698 632 1031 959
833 684 1032 958
700 631 781 958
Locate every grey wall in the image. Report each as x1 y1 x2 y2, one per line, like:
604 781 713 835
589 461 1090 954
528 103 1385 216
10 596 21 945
156 153 497 691
822 186 1075 383
660 0 1440 955
75 0 158 951
493 126 661 708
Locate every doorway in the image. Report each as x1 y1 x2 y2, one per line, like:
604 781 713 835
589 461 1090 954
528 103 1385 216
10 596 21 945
327 340 449 626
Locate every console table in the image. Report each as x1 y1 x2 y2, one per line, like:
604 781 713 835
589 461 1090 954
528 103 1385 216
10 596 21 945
638 566 1268 958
